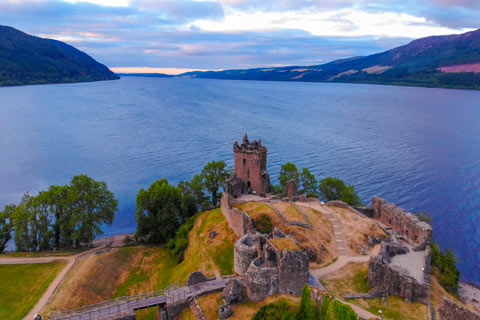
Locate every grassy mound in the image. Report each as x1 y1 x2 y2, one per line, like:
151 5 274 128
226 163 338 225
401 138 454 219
44 208 236 319
0 261 66 320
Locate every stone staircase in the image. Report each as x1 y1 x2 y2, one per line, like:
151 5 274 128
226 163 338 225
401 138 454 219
189 297 206 320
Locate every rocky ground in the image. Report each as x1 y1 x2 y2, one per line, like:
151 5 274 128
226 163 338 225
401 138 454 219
460 281 480 313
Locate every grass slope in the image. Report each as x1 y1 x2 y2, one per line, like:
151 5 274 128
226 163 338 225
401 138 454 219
0 261 66 320
44 208 236 319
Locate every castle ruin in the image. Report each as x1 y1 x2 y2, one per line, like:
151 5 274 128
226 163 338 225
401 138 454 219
233 232 309 302
226 134 271 197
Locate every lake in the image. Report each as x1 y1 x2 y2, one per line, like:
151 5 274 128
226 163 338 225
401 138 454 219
1 77 480 284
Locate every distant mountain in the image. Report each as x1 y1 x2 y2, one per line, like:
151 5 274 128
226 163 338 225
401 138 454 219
0 26 118 86
181 29 480 90
117 73 173 78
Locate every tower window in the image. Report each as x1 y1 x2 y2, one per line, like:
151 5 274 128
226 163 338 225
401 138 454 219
243 158 246 166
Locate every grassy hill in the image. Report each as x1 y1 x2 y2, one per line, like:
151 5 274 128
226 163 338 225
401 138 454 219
181 29 480 90
0 25 119 86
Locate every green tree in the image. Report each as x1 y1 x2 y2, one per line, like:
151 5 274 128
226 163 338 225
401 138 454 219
296 285 314 320
69 174 117 246
178 174 209 214
46 185 75 250
135 178 188 243
201 161 230 207
431 242 460 294
300 168 317 196
0 204 15 253
12 193 38 252
319 177 346 201
319 177 362 206
340 185 362 207
279 162 299 188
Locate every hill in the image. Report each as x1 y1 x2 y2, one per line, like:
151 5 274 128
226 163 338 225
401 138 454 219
180 29 480 90
0 25 119 86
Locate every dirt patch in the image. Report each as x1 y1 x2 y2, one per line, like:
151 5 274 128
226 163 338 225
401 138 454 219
272 202 306 223
438 63 480 74
44 247 143 313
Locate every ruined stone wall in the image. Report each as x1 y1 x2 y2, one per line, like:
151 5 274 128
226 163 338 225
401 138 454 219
371 197 432 245
245 257 279 302
367 242 430 303
234 234 261 276
278 249 309 296
438 298 480 320
221 193 254 237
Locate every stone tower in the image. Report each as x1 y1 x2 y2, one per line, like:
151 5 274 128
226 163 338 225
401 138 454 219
232 133 271 196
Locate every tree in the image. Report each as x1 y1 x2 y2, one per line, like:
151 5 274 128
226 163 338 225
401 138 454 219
296 285 313 320
46 185 75 250
178 174 209 214
0 204 14 253
341 185 362 207
69 174 117 246
300 168 317 196
279 162 299 188
201 161 230 206
432 242 460 294
319 177 346 201
11 193 38 252
135 178 188 243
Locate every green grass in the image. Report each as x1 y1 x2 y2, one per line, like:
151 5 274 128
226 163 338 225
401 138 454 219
352 269 370 293
0 261 66 320
2 248 88 257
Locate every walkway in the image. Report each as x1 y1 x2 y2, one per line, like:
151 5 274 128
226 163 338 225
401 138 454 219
50 278 230 320
0 247 106 320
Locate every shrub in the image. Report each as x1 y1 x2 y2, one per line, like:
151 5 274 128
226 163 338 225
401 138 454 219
252 299 296 320
431 242 460 294
166 215 197 262
254 214 273 234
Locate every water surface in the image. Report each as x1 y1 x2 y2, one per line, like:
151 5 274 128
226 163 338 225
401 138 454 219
1 77 479 283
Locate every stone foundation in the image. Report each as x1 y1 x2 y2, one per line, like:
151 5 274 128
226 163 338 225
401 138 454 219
367 242 430 303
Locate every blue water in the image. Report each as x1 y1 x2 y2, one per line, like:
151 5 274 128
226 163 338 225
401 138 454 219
1 77 480 284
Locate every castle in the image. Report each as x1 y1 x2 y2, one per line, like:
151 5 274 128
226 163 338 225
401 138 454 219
226 133 271 197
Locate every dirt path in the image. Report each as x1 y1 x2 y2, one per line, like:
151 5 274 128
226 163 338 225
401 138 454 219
1 247 106 320
303 202 350 257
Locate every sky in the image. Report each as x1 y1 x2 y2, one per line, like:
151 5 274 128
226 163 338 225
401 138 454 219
1 0 478 74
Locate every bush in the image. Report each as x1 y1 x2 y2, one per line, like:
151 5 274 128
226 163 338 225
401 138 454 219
166 215 197 262
319 177 361 206
252 286 358 320
254 214 273 234
431 242 460 294
252 299 296 320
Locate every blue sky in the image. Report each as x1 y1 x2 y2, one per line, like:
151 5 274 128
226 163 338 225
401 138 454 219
1 0 478 74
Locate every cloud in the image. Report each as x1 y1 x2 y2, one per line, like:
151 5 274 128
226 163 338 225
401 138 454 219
131 0 224 22
0 0 476 72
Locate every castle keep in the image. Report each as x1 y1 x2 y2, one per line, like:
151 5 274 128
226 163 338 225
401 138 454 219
227 134 271 197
